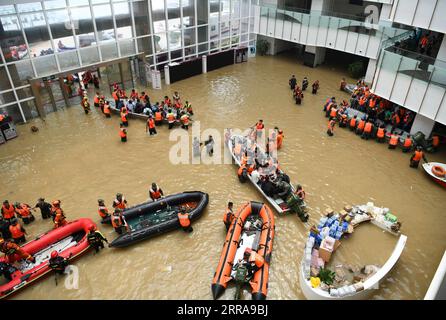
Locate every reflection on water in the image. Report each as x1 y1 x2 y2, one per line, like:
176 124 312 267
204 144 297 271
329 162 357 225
1 53 446 300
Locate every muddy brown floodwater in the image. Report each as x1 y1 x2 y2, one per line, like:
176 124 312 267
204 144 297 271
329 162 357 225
1 53 445 300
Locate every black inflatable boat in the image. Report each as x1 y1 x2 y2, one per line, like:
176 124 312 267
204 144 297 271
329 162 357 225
106 191 209 248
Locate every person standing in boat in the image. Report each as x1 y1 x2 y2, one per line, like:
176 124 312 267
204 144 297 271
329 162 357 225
87 226 108 253
178 208 193 233
223 202 235 231
149 183 164 201
113 193 127 210
111 209 128 235
0 238 35 263
33 198 52 220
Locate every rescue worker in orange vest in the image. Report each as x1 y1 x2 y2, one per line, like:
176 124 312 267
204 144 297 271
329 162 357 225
14 202 35 225
361 121 373 140
93 92 100 108
164 96 172 107
402 135 413 153
388 132 399 150
120 110 128 127
0 237 35 263
178 208 192 233
149 183 164 201
119 124 127 142
180 113 190 130
130 89 139 101
376 126 386 143
327 119 335 137
356 118 365 135
1 200 16 222
223 202 234 231
349 115 357 132
242 248 264 278
325 101 334 118
112 90 119 106
97 199 110 221
103 101 111 118
329 105 338 121
238 164 249 183
9 218 27 244
146 115 157 135
154 110 163 126
111 209 128 235
277 129 284 149
431 134 440 152
185 101 193 115
167 109 176 129
53 201 68 229
410 146 428 168
81 97 90 114
113 193 127 210
254 120 264 139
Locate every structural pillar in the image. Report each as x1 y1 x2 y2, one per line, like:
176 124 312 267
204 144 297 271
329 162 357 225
29 79 45 119
202 55 207 73
58 77 69 108
44 80 57 112
164 65 170 85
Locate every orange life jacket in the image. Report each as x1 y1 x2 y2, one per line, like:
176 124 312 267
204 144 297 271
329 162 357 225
147 118 155 129
223 209 235 224
256 122 264 131
377 128 385 138
389 135 399 146
119 129 127 138
54 211 66 227
328 120 335 130
413 150 423 161
330 108 338 118
369 99 376 108
359 97 366 106
155 112 162 121
249 252 265 268
94 95 100 104
2 204 16 219
98 206 109 219
181 115 189 125
167 113 175 123
364 122 372 134
178 212 190 227
325 102 333 112
121 113 128 122
403 138 412 148
149 188 162 200
432 136 439 147
114 198 126 209
9 224 24 239
111 215 123 228
103 104 110 114
15 204 31 218
277 134 283 149
112 91 119 101
349 118 357 128
357 120 365 130
238 165 247 177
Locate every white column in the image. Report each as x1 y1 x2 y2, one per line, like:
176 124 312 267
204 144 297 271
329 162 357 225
202 55 207 73
364 58 377 84
164 65 170 85
410 113 436 137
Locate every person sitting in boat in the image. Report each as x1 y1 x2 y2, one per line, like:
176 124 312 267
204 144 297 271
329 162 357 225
238 165 249 183
0 261 17 281
276 180 292 200
223 202 235 231
14 202 35 225
178 208 192 233
0 237 35 263
237 248 264 280
9 218 27 244
48 251 68 275
149 183 164 201
87 226 108 253
97 199 110 221
111 209 128 235
295 184 306 201
113 193 127 210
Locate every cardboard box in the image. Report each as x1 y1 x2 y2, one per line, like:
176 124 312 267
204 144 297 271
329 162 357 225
321 236 335 251
319 247 332 263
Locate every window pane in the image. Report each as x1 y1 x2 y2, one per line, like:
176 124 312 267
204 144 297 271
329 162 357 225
182 0 195 27
241 0 250 17
0 5 15 15
168 17 181 31
198 25 207 43
58 50 80 70
133 1 150 36
17 3 43 13
101 42 118 60
169 30 182 50
198 43 208 53
171 49 182 60
197 0 207 25
167 0 180 31
231 19 240 37
69 0 89 6
0 15 28 62
47 10 77 52
11 60 35 86
154 20 166 34
184 27 196 46
80 46 100 65
44 0 66 10
94 4 115 41
154 33 167 52
151 0 164 11
232 0 241 18
119 39 136 56
184 45 196 57
0 66 12 91
137 36 153 56
71 7 97 47
151 0 165 24
221 0 230 22
21 13 53 58
34 55 58 76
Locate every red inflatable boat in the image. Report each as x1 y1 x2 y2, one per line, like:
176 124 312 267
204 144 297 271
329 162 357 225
0 218 96 299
